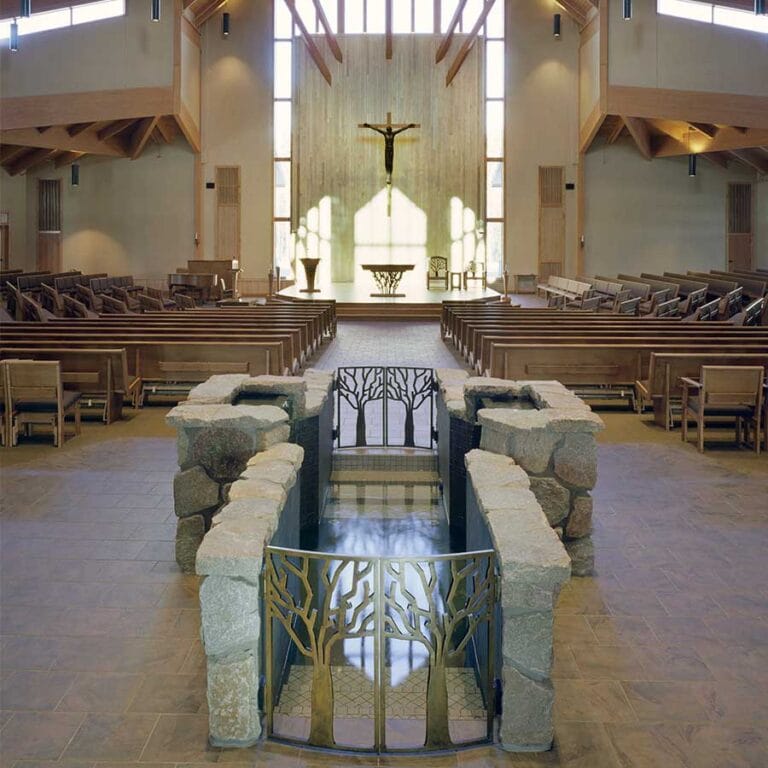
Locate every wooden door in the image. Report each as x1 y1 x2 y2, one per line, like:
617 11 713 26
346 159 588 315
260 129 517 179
727 182 752 271
539 166 565 279
37 179 63 272
215 166 241 261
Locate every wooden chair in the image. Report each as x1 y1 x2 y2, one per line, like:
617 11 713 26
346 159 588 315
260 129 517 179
681 366 764 453
63 294 97 319
113 286 141 311
76 284 103 313
426 256 449 290
40 283 65 317
146 286 177 310
101 294 132 314
5 360 82 448
139 293 167 312
174 292 197 310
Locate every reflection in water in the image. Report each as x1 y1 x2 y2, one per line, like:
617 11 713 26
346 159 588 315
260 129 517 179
315 482 450 684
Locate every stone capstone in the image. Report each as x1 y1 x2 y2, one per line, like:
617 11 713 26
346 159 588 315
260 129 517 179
463 377 525 422
207 654 261 747
529 477 570 527
187 375 249 405
478 409 561 474
302 369 334 417
499 667 555 751
175 514 206 574
565 494 593 539
173 465 220 518
200 575 261 657
554 433 597 489
241 375 308 418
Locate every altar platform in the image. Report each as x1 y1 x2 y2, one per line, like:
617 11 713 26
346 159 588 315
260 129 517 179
276 280 501 319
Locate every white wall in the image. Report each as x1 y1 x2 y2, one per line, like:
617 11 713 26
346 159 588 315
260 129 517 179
0 1 174 98
608 2 768 96
505 0 580 276
21 142 195 278
200 0 273 279
0 173 28 269
584 140 758 276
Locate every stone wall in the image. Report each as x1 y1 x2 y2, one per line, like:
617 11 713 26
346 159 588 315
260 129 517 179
436 371 604 576
166 371 333 571
195 441 304 747
465 449 571 752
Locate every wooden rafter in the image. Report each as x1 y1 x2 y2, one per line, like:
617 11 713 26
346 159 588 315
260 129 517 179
689 122 718 139
446 0 496 87
186 0 227 28
97 119 137 142
729 148 768 175
0 127 126 157
653 126 768 158
621 115 653 160
556 0 589 28
0 145 29 165
284 0 332 86
436 0 468 63
54 151 86 168
67 122 94 137
129 116 159 160
607 117 625 145
385 0 393 60
311 0 342 62
7 148 58 176
702 152 730 169
156 116 178 144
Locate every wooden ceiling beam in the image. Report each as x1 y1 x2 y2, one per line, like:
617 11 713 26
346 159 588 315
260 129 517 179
67 122 95 137
436 0 468 63
621 115 653 160
311 0 342 62
654 127 768 158
97 119 137 142
701 152 730 170
156 116 178 144
0 145 30 165
556 0 588 28
607 117 625 145
0 127 126 157
385 0 393 60
729 148 768 175
689 122 718 139
446 0 496 87
7 148 58 176
284 0 332 86
188 0 227 28
54 150 86 168
129 116 159 159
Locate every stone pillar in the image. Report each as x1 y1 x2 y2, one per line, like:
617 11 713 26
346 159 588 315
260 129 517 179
465 449 570 752
195 442 304 747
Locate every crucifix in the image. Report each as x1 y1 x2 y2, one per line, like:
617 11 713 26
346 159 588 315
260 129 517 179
359 112 420 186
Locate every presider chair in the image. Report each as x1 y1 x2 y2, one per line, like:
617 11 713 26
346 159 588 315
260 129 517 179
681 366 764 454
426 256 449 290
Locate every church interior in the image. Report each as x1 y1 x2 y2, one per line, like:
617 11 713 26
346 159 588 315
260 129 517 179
0 0 767 765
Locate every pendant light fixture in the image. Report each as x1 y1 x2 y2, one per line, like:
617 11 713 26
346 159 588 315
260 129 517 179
150 0 160 22
553 13 561 38
623 0 632 20
9 20 18 51
20 0 31 17
688 154 697 177
222 11 230 37
756 0 766 14
71 163 80 187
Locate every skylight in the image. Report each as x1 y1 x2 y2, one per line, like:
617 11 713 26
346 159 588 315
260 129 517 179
0 0 125 42
658 0 768 33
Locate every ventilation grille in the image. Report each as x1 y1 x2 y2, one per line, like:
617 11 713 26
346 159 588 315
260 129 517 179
216 166 241 207
38 179 61 232
728 183 751 234
539 166 564 207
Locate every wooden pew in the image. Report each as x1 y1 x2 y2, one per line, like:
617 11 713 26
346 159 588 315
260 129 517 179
635 351 768 429
0 347 136 422
708 271 767 300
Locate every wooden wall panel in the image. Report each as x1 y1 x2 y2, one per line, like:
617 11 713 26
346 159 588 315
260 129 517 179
294 34 484 284
539 166 565 278
215 166 241 261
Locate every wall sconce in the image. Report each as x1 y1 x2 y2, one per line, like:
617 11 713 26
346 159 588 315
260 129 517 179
19 0 30 17
553 13 561 38
756 0 766 14
9 20 18 51
688 154 697 178
222 11 230 37
150 0 160 22
623 0 632 20
71 163 80 187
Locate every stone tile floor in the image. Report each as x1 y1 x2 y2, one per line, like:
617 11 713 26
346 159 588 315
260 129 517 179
0 320 767 766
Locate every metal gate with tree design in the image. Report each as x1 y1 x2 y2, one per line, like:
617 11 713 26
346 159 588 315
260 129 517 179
264 547 496 753
334 366 437 449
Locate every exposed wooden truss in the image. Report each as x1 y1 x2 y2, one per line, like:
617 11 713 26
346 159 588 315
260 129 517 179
184 0 227 29
622 115 653 160
284 0 332 86
1 114 190 176
445 0 496 87
556 0 598 29
436 0 469 63
312 0 342 62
